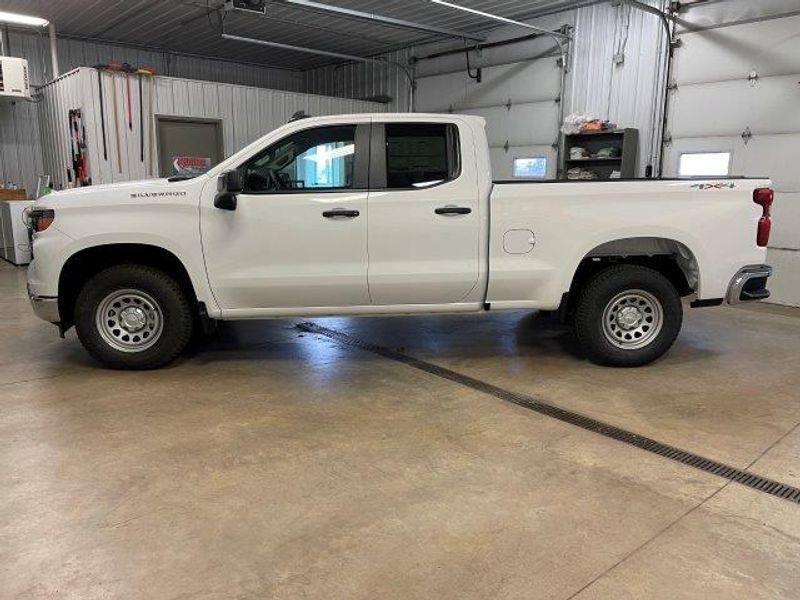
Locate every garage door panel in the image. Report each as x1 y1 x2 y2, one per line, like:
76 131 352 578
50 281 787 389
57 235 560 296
676 0 800 35
771 192 800 250
416 72 467 112
462 59 561 108
456 102 557 148
507 103 558 147
669 76 800 139
766 248 800 307
489 145 557 180
668 9 800 306
727 135 800 190
456 106 508 147
674 15 800 85
664 134 800 190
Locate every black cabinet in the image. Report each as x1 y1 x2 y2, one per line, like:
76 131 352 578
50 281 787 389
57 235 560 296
560 128 639 180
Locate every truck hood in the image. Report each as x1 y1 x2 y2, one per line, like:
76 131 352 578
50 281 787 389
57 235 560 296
36 178 203 209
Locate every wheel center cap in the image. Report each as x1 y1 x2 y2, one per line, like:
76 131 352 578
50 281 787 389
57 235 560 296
119 307 147 332
616 306 642 330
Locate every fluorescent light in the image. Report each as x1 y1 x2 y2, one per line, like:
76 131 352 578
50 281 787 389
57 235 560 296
0 11 49 27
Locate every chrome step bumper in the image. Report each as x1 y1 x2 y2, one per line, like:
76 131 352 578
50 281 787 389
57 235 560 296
727 265 772 304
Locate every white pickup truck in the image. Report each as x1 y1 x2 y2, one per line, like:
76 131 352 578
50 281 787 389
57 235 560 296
27 113 774 369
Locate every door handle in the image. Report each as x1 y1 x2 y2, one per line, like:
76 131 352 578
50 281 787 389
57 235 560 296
435 206 472 216
323 209 360 219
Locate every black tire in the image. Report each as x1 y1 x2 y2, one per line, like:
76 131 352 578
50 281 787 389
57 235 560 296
74 265 193 369
573 265 683 367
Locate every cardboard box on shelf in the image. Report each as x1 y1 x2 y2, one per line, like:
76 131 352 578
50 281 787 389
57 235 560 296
0 189 28 201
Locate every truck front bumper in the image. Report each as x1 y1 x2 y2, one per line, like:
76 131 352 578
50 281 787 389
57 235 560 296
28 284 60 324
727 265 772 304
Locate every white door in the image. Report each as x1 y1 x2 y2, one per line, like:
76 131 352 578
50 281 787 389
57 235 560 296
662 4 800 306
201 122 371 311
367 121 482 305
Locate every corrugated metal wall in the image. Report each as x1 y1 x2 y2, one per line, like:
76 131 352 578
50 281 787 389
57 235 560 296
1 30 303 195
568 0 668 174
303 48 415 113
304 1 667 177
38 67 385 188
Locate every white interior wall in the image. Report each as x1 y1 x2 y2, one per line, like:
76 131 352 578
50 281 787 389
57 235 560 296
1 30 303 195
38 67 385 189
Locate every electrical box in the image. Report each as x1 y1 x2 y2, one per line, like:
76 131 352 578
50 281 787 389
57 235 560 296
0 57 31 100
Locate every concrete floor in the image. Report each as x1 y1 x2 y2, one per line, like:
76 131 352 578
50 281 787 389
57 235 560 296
1 259 799 600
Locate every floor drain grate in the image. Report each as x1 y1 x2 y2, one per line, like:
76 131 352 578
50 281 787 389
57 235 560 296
298 322 800 505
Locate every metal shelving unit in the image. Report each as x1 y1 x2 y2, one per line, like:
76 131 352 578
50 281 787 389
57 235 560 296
560 128 639 180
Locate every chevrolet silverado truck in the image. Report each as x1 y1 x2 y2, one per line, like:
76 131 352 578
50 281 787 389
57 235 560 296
27 113 774 369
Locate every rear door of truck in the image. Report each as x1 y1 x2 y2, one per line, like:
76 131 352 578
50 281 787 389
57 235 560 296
366 118 483 305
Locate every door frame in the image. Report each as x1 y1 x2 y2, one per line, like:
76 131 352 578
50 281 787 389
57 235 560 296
155 115 225 178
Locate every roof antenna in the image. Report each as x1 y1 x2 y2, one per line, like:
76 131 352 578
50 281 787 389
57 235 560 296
289 110 311 122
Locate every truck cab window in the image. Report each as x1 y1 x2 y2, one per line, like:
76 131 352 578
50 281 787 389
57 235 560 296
385 123 460 189
242 125 356 193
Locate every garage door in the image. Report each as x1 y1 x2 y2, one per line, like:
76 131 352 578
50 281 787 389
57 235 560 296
662 2 800 306
416 56 563 180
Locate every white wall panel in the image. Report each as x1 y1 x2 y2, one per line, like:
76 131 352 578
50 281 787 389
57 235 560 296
463 60 562 108
767 249 800 307
676 0 800 33
673 15 800 85
668 76 800 139
771 193 800 251
38 68 386 189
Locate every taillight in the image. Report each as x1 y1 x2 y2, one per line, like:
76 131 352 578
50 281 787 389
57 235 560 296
29 209 55 233
753 188 773 247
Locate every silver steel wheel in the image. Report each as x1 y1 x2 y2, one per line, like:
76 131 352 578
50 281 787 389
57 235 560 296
601 289 663 350
95 289 164 353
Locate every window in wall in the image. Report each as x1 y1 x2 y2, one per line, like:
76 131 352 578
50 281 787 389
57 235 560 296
385 123 460 189
242 125 356 193
513 157 548 179
678 152 731 177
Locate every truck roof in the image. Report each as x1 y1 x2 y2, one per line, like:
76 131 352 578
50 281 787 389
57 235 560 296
298 112 486 126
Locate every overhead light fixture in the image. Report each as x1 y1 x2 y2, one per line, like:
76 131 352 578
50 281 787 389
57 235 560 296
0 11 49 28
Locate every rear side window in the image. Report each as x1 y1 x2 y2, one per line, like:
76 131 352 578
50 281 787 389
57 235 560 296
385 123 460 189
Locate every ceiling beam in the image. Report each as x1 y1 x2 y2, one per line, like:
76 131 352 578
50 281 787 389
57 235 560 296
270 0 486 42
221 32 389 64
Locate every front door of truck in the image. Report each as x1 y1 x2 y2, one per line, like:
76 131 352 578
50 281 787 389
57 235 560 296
201 121 371 312
367 121 482 305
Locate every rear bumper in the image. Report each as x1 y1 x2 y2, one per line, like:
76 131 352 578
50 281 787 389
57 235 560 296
28 284 60 324
726 265 772 304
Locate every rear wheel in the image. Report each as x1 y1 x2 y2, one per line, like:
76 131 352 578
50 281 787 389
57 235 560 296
573 265 682 367
74 265 193 369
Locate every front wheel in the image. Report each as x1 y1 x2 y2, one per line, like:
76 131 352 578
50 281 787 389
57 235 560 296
74 265 194 369
573 265 683 367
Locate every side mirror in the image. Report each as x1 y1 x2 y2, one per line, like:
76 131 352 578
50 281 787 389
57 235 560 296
220 170 243 193
214 170 242 211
